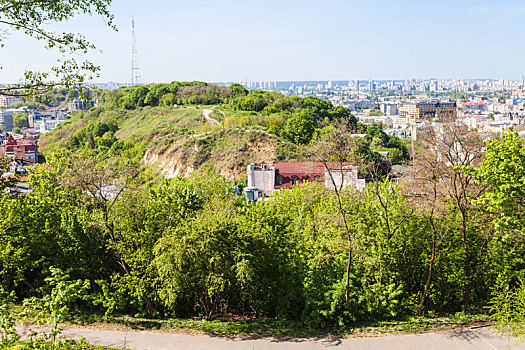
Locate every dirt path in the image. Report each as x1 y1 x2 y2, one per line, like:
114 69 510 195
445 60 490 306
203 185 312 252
202 109 221 126
17 326 525 350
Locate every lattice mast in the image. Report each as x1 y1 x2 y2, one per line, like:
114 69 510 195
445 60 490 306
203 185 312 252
131 19 140 86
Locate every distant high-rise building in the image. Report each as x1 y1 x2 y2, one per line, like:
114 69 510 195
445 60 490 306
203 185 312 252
380 103 398 116
429 79 438 92
0 110 14 131
369 80 375 91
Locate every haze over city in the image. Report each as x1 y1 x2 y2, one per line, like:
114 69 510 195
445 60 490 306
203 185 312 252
2 0 525 83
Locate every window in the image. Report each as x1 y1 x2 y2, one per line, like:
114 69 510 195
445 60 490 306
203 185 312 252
291 176 298 185
302 176 309 183
277 176 283 185
314 175 321 182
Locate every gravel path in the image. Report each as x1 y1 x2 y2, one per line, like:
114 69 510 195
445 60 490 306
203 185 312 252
18 326 525 350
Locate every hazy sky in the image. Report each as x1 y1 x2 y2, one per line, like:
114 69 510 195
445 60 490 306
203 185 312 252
1 0 525 83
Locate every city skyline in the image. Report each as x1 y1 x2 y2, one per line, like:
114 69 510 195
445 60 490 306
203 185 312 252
1 0 525 83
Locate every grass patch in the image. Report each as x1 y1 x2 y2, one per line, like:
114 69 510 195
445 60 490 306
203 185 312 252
11 339 124 349
211 109 225 123
62 312 491 339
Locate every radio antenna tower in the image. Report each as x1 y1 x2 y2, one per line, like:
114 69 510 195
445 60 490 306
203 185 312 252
131 18 140 86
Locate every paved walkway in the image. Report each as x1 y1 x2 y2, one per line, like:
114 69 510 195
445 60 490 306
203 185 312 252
18 326 525 350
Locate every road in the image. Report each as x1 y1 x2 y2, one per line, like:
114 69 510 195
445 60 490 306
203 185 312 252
17 325 525 350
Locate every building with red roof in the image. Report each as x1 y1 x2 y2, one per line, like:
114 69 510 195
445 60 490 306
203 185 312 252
245 162 365 200
0 134 38 165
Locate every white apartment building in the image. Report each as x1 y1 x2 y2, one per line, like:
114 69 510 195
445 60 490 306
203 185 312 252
0 95 22 108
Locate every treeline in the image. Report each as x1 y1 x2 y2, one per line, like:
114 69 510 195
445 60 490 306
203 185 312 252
1 128 524 329
102 81 232 109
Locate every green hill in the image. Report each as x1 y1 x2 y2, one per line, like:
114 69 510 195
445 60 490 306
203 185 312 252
39 81 409 179
39 104 300 179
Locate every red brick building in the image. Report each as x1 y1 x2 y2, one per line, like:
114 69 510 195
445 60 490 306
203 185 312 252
246 162 365 200
272 162 336 189
0 134 38 165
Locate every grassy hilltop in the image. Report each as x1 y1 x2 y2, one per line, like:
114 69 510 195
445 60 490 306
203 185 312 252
40 105 299 179
39 81 409 179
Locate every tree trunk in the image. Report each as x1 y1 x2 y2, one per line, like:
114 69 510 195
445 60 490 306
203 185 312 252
460 210 471 310
324 163 353 304
346 242 352 303
105 212 157 314
419 216 437 316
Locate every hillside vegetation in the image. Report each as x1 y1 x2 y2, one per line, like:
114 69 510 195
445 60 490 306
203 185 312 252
39 81 409 178
2 83 525 337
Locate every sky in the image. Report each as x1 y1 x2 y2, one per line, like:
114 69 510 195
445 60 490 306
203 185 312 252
1 0 525 83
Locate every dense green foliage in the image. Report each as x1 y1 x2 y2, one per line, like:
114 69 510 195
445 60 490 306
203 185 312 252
2 133 524 331
470 131 525 337
13 114 29 129
0 271 117 349
4 82 524 336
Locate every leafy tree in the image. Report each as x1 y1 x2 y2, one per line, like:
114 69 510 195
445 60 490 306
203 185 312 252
23 267 90 350
471 132 525 331
375 148 404 165
159 92 177 106
144 84 170 106
474 132 525 238
0 0 115 97
154 200 244 319
329 106 356 124
129 86 150 108
284 110 314 145
299 96 332 123
490 279 525 340
231 94 268 112
386 135 409 160
366 123 389 145
229 83 248 97
0 287 19 348
55 154 160 314
13 113 29 128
